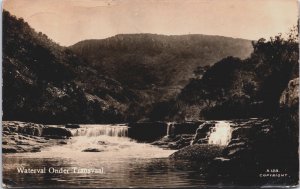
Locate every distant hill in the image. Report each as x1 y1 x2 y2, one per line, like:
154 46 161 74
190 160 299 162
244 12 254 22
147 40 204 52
3 10 135 123
70 34 253 121
70 34 253 90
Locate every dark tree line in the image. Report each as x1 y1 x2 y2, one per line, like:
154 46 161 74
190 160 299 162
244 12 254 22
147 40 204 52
169 27 299 120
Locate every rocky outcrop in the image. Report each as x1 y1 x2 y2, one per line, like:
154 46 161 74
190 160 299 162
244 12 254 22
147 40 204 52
151 134 194 149
152 120 232 149
2 121 71 153
280 78 299 108
207 118 298 184
169 144 224 161
42 127 72 139
220 119 271 160
3 121 72 139
167 121 203 137
128 122 167 142
128 121 201 142
204 79 299 184
65 124 80 129
167 118 295 183
150 121 203 149
191 121 216 145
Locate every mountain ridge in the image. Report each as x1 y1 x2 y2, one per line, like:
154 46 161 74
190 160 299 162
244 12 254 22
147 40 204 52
70 33 253 89
70 33 254 46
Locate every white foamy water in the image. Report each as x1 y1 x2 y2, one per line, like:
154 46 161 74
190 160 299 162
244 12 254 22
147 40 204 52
71 125 128 137
28 125 176 159
208 121 232 146
166 122 174 136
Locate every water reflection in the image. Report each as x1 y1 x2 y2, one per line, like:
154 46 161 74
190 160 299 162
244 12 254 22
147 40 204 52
3 155 212 188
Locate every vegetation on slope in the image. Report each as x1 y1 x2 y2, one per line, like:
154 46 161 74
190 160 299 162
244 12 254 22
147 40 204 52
3 10 135 123
70 33 253 121
170 27 299 120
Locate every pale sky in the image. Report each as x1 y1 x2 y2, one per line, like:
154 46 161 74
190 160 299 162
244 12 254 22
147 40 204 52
3 0 298 46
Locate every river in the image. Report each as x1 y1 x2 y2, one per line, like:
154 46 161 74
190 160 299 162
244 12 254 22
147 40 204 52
3 122 233 188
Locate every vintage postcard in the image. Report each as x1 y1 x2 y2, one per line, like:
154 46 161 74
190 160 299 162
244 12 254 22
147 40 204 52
2 0 299 188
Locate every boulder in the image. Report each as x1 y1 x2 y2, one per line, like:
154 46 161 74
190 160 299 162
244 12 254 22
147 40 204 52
128 121 203 142
169 144 225 161
97 141 108 145
58 141 68 145
3 146 18 153
128 122 167 142
171 121 204 135
2 121 70 153
152 134 193 149
16 124 43 137
82 148 103 152
42 127 72 139
191 122 214 145
30 147 41 152
15 140 30 145
231 127 252 139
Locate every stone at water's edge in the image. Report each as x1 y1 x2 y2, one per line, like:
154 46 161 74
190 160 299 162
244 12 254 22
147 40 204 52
128 122 167 142
2 147 18 153
2 121 72 139
151 134 195 149
152 120 232 149
209 118 298 184
280 78 299 108
191 121 215 145
82 148 104 152
2 121 71 153
221 79 299 184
207 78 299 183
165 119 274 182
65 123 80 129
129 121 203 143
150 121 205 149
169 144 225 161
42 127 72 139
169 122 204 136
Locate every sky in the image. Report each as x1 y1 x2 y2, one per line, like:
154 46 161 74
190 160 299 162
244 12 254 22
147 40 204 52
3 0 298 46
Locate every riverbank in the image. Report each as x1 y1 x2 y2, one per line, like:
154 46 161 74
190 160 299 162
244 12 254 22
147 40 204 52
2 121 72 153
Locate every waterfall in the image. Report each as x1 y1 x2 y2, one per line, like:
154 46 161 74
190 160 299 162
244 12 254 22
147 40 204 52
71 125 128 137
39 124 176 159
166 122 173 136
208 121 232 146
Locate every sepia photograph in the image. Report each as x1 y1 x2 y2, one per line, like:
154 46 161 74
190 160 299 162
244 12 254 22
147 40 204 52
2 0 299 188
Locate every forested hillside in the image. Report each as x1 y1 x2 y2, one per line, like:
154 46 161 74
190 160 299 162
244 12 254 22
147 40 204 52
71 34 253 89
70 34 253 120
3 10 136 123
169 29 299 121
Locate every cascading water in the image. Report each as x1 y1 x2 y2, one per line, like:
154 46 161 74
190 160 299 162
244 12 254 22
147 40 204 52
71 125 128 137
208 121 232 146
166 122 174 136
33 124 176 159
